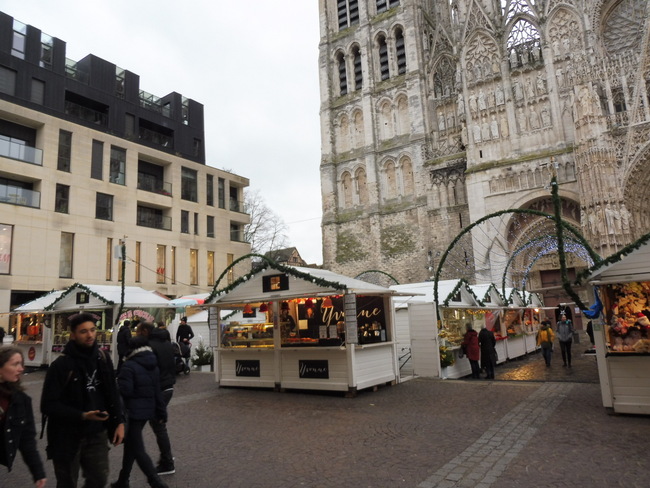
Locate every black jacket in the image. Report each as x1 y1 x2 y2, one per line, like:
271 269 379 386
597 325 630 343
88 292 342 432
40 341 124 461
176 323 194 343
117 324 133 359
118 347 166 422
0 389 46 481
148 328 176 390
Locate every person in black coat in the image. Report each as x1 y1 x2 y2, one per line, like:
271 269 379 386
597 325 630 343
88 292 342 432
175 317 194 370
137 322 176 475
41 312 125 487
0 346 46 487
478 325 498 379
116 320 133 372
111 336 168 488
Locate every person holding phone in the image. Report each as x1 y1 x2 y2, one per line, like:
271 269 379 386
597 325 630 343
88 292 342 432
41 313 125 487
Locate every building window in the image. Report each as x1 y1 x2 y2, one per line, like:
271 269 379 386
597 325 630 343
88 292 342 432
230 223 243 242
11 20 26 59
156 245 166 283
137 206 171 230
135 241 141 282
31 79 45 104
193 138 201 157
218 178 225 209
395 27 406 75
40 33 53 69
181 210 189 234
337 52 347 96
181 167 198 202
91 140 103 180
57 130 72 172
55 184 69 213
338 0 359 30
378 34 389 80
207 251 215 286
125 113 135 137
0 66 17 96
59 232 74 278
0 224 14 275
190 249 198 285
96 193 113 220
193 212 199 235
171 246 176 284
352 45 362 91
376 0 399 14
109 146 126 185
117 240 124 282
207 216 215 238
227 253 234 285
106 238 112 281
206 174 214 206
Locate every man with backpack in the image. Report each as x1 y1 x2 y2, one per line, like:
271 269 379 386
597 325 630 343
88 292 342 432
41 312 125 487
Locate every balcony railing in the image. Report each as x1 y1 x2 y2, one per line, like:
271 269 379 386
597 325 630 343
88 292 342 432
230 230 248 242
229 199 248 214
0 184 40 208
65 58 89 84
65 100 107 126
137 212 171 231
0 139 43 165
137 173 172 196
139 126 173 148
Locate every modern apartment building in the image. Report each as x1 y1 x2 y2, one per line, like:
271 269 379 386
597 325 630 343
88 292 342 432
0 12 251 322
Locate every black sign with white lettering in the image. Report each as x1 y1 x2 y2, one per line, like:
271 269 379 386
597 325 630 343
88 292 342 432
235 359 261 377
298 359 329 379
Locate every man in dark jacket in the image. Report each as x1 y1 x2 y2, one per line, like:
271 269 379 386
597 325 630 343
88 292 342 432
137 321 177 475
478 325 498 379
116 320 133 372
175 317 194 370
41 312 125 487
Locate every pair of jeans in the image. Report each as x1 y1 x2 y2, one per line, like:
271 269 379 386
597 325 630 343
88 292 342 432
541 347 553 366
149 388 174 465
559 339 573 366
52 430 109 488
116 419 160 485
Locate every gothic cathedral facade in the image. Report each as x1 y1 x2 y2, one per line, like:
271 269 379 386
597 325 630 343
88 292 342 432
318 0 650 301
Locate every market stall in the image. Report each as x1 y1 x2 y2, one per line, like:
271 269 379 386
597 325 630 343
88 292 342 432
586 239 650 414
206 264 406 394
12 283 175 366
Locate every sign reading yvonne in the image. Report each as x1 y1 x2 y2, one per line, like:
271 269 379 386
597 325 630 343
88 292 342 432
298 359 329 379
236 359 261 377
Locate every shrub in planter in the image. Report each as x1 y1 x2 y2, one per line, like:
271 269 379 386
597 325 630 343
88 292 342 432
192 340 213 367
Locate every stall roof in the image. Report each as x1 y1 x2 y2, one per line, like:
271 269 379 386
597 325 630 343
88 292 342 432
392 279 482 309
586 240 650 285
207 265 410 305
14 283 173 312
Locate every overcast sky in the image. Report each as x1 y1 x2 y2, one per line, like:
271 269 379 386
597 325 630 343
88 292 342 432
0 0 324 264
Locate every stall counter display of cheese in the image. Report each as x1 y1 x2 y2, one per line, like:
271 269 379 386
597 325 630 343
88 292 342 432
604 281 650 353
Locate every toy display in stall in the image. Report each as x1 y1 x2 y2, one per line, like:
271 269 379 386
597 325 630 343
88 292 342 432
606 281 650 352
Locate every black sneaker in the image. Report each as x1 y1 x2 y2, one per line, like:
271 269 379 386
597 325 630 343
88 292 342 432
156 464 175 475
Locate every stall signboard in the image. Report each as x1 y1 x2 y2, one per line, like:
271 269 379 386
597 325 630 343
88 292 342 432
299 360 329 379
263 274 289 292
236 360 261 377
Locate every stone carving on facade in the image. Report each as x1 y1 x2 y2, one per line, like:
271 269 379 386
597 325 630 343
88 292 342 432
529 107 541 130
536 73 546 94
481 116 490 141
495 85 505 105
499 114 509 138
541 105 552 127
513 80 524 102
472 122 482 143
490 114 499 139
517 107 528 133
468 91 478 115
478 89 487 111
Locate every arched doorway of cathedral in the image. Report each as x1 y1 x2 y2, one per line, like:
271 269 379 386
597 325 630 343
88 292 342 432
622 143 650 243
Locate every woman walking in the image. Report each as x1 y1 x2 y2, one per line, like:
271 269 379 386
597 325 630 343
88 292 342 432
111 337 168 488
461 323 481 379
0 346 47 487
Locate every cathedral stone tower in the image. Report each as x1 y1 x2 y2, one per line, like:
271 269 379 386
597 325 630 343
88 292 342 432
318 0 650 304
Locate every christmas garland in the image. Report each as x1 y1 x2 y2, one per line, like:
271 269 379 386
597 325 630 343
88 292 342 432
45 283 115 311
441 278 484 307
574 230 650 285
205 253 349 303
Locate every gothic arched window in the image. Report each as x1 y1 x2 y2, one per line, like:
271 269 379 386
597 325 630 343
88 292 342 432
351 45 362 91
352 109 365 147
336 51 348 96
396 95 409 135
395 27 406 75
338 0 359 30
433 56 455 99
401 157 414 194
376 0 400 15
602 0 645 54
356 167 369 204
507 19 541 69
377 34 390 81
385 161 397 198
341 171 353 207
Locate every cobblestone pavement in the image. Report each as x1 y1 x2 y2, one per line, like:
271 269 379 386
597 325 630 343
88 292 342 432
4 363 649 488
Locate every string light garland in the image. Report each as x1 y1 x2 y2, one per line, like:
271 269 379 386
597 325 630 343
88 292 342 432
45 283 115 311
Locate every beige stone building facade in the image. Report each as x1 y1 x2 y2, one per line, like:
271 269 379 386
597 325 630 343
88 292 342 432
0 12 250 323
318 0 650 308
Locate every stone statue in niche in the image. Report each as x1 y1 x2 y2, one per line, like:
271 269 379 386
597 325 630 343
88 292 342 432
552 38 560 57
526 77 535 99
469 92 478 115
605 203 615 235
447 112 454 129
499 115 509 138
513 81 524 102
517 107 527 132
490 114 499 139
481 116 490 141
478 89 487 111
556 68 565 89
461 123 468 146
510 48 518 67
536 73 547 94
620 203 631 234
438 112 446 131
613 204 622 234
541 106 552 127
562 37 571 56
457 93 465 117
596 205 606 235
495 85 505 105
588 208 597 235
529 107 540 130
472 122 482 143
475 63 483 82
